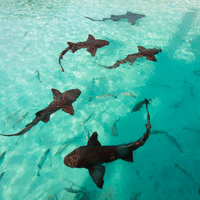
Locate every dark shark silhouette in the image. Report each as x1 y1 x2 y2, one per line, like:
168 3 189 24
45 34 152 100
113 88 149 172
0 89 81 137
85 11 145 25
96 46 162 69
64 99 151 189
132 98 152 112
59 34 110 72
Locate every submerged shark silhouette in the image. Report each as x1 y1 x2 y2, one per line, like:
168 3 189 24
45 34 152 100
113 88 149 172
96 46 162 69
85 11 145 25
0 89 81 137
59 34 110 72
64 99 151 189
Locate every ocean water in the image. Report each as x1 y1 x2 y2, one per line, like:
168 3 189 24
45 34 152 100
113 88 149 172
0 0 200 199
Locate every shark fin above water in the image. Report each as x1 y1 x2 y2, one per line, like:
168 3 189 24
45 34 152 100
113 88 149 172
62 104 74 115
52 88 62 99
88 164 105 189
87 132 101 146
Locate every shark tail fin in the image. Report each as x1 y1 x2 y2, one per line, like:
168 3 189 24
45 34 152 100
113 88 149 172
121 151 134 162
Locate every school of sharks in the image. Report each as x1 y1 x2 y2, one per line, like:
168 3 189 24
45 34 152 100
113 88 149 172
0 11 162 189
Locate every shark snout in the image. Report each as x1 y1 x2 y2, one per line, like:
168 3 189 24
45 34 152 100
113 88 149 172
73 89 81 98
64 154 79 168
104 41 110 46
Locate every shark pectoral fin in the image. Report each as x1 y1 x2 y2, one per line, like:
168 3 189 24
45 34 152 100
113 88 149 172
146 55 157 62
87 132 101 146
87 47 97 57
88 164 105 189
138 46 146 52
42 115 50 123
87 34 95 42
127 18 136 25
51 88 62 99
67 42 75 47
121 151 134 162
62 104 74 115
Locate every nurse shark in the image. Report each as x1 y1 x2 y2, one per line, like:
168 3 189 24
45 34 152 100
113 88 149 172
97 46 162 69
0 88 81 137
85 11 145 25
59 34 110 72
64 99 151 189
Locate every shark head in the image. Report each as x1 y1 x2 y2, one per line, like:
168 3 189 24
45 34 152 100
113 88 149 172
64 150 81 168
63 89 81 103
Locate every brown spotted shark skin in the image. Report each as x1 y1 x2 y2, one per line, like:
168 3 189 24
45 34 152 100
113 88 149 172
98 46 161 69
0 89 81 137
64 99 151 189
59 34 110 72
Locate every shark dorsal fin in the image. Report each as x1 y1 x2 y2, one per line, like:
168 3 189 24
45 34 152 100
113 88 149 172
87 34 95 42
67 42 75 47
87 132 101 146
88 164 105 189
126 11 132 15
138 46 147 52
51 89 62 99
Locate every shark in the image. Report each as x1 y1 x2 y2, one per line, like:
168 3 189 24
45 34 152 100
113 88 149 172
0 88 81 137
96 46 162 69
59 34 110 72
64 99 151 189
85 11 145 25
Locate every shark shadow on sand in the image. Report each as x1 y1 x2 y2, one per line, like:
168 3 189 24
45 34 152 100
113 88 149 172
0 88 81 137
85 11 145 25
64 99 151 189
59 34 110 72
96 46 162 69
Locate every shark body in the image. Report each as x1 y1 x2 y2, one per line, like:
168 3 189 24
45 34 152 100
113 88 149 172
0 89 81 137
59 34 110 72
98 46 162 69
64 99 151 189
85 11 145 25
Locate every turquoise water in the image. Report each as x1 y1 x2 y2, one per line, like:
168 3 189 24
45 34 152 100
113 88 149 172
0 0 200 199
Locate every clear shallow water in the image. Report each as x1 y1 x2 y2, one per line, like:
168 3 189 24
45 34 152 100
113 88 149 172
0 0 200 199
